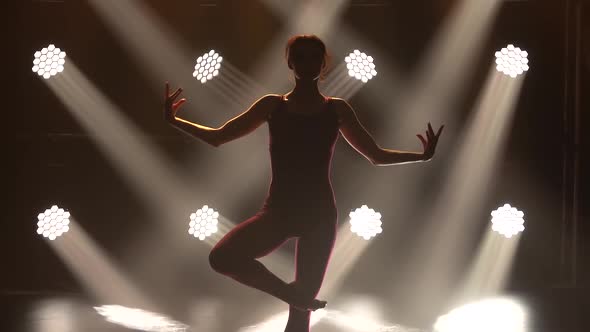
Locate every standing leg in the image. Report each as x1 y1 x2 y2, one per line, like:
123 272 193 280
285 221 337 332
208 211 293 304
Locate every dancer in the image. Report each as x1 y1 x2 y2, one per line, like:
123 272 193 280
164 35 443 332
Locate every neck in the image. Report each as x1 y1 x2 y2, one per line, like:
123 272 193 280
289 77 322 100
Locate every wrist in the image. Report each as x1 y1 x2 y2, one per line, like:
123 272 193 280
165 114 177 124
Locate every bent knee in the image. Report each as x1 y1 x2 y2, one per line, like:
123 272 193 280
209 248 239 274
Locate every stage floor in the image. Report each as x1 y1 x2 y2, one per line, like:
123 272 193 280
3 288 589 332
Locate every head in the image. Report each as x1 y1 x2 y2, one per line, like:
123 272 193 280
285 35 330 81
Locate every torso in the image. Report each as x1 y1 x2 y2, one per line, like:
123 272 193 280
263 93 340 211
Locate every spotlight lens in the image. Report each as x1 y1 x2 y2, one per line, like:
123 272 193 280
32 44 66 79
193 50 222 83
349 205 383 240
490 204 525 238
344 50 377 83
36 205 71 240
188 205 219 240
494 44 529 78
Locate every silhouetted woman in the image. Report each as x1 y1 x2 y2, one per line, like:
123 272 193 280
164 35 443 332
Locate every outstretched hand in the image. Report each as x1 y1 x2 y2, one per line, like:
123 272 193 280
164 81 187 122
417 123 444 161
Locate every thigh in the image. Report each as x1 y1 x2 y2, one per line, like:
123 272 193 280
294 219 338 289
212 210 292 259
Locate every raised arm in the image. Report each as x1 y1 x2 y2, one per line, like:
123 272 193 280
164 82 280 147
334 98 443 166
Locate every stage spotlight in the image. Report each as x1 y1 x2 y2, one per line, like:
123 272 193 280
491 204 525 238
188 205 219 240
349 205 383 240
95 305 188 332
36 205 71 240
32 44 66 80
344 50 377 83
192 50 223 84
494 44 529 78
434 297 527 332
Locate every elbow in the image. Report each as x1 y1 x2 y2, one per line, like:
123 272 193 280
187 132 221 147
198 127 218 147
368 148 384 166
208 129 225 148
210 139 222 148
370 157 382 166
208 135 222 148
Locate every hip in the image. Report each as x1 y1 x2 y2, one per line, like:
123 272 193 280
259 197 338 234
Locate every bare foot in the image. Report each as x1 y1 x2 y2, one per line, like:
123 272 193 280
286 282 327 311
291 298 326 311
287 293 326 311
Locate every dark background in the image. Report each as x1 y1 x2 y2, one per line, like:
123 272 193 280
5 0 589 331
